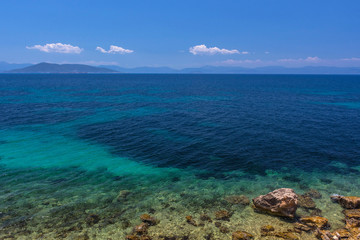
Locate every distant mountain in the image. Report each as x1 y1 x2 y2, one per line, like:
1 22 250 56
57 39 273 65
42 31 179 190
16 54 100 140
100 65 179 73
102 65 360 74
7 62 118 73
180 66 360 74
3 62 360 74
0 61 31 72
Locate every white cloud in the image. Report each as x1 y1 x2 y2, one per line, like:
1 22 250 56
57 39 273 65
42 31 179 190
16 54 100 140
341 57 360 61
96 45 134 54
305 56 320 62
220 59 262 65
278 56 321 63
26 43 83 54
189 44 243 55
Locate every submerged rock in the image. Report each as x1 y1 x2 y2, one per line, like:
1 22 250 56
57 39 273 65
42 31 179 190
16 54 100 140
200 214 212 222
304 189 322 199
232 230 254 240
260 225 275 235
310 208 323 217
117 190 131 201
215 210 232 221
330 194 343 202
332 228 351 239
140 236 152 240
271 232 299 240
259 225 299 239
224 195 250 205
338 196 360 209
127 234 152 240
85 214 100 226
344 209 360 219
252 188 298 218
344 208 360 230
315 229 335 240
345 218 360 229
126 235 140 240
185 215 197 226
140 214 158 225
293 222 312 233
134 222 148 235
298 194 316 209
76 234 90 240
300 216 329 229
219 225 230 233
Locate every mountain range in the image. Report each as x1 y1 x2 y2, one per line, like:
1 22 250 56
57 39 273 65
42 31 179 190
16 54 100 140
6 62 117 73
0 61 31 72
2 62 360 74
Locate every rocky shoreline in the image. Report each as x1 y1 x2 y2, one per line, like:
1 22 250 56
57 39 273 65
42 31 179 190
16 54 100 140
1 185 359 240
124 188 360 240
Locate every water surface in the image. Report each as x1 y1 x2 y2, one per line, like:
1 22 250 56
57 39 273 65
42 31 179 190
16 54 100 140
0 74 359 239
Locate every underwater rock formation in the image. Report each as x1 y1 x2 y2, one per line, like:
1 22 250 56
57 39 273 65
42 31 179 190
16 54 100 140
298 194 316 209
304 189 322 199
219 225 230 233
338 196 360 209
293 222 312 233
300 216 329 229
133 222 149 235
85 214 100 226
116 190 131 201
199 214 212 222
260 225 299 239
252 188 298 218
232 230 254 240
215 210 232 221
344 209 360 219
185 216 197 226
140 214 158 226
332 228 351 239
270 231 299 240
260 225 275 236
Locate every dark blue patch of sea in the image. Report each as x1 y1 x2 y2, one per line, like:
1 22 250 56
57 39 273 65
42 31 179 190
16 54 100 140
0 74 359 176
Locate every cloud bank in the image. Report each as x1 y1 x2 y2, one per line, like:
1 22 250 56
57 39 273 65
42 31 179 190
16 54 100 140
278 56 321 63
189 44 245 55
96 45 134 54
26 43 83 54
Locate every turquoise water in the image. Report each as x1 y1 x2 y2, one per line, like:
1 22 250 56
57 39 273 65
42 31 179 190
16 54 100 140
0 74 360 239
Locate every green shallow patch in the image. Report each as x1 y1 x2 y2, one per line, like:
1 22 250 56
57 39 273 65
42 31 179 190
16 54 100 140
0 128 178 178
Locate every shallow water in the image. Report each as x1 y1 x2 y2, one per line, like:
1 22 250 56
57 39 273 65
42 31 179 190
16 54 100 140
0 74 359 239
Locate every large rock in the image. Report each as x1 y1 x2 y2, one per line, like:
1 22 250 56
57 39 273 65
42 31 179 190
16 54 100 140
339 196 360 209
252 188 298 218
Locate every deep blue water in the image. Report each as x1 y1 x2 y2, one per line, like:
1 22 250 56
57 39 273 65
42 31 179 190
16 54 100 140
1 74 359 175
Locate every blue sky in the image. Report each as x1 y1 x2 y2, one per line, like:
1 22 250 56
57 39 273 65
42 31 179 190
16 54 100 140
1 0 360 68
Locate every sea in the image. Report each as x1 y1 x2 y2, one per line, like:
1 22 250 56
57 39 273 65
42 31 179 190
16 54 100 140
0 74 359 239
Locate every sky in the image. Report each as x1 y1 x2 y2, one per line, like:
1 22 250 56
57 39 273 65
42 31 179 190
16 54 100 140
0 0 360 68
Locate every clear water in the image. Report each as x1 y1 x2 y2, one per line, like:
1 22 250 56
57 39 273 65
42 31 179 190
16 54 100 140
0 74 359 239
